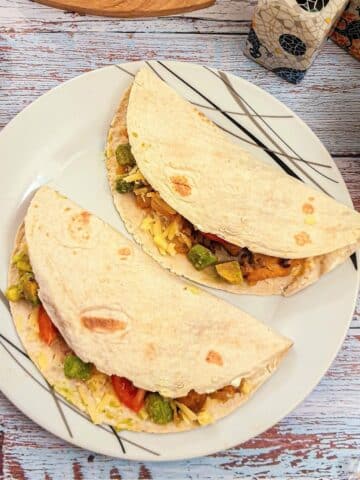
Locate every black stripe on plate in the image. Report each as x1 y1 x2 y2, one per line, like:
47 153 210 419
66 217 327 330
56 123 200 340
0 333 29 359
0 332 160 456
110 425 126 454
350 253 358 270
156 61 302 181
114 65 135 77
0 338 73 438
215 69 337 188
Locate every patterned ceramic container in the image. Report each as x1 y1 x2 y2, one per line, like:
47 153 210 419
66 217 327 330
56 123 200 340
331 0 360 60
244 0 348 83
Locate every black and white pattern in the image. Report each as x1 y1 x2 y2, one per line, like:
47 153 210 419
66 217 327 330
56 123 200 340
244 0 345 83
272 67 307 84
296 0 330 12
279 34 307 56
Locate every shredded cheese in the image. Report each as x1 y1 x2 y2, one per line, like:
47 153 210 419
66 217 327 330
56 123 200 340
77 384 99 423
139 206 190 257
134 187 149 196
197 410 214 426
140 216 155 232
36 351 48 371
96 392 120 416
240 379 252 395
154 235 169 254
137 408 149 420
167 243 177 256
150 217 160 237
123 171 145 183
175 401 198 422
178 232 192 248
166 219 180 241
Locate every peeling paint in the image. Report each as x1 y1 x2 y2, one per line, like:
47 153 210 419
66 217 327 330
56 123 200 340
7 454 27 480
109 467 122 479
138 464 153 479
72 461 84 480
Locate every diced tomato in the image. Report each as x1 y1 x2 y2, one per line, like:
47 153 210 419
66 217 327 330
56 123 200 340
38 304 58 345
201 232 239 249
201 232 226 244
111 375 146 413
201 232 241 256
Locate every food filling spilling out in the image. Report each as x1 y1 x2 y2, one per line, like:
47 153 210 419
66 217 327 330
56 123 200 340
113 144 304 285
6 249 252 427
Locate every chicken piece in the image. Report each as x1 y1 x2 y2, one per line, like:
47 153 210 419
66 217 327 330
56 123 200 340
242 253 299 285
135 194 151 209
151 193 177 218
176 389 207 414
210 385 238 402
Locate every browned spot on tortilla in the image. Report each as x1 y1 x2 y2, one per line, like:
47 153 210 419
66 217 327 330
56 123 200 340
197 111 211 124
82 316 127 332
118 247 131 257
69 214 92 241
308 196 315 201
170 175 191 197
206 350 223 366
302 203 314 214
145 342 156 360
294 231 312 246
80 211 91 224
64 207 70 212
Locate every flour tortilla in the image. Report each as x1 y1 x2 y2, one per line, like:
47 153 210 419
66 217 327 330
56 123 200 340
7 186 291 433
128 68 360 259
105 75 359 296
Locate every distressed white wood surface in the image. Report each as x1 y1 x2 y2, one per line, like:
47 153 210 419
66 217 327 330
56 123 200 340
0 0 257 32
0 1 359 478
1 34 359 154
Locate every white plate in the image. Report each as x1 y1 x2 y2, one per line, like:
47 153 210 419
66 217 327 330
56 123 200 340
0 61 358 461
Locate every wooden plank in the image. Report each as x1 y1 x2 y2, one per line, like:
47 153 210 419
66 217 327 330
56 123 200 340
1 331 359 478
0 33 359 156
337 157 360 210
1 0 255 33
32 0 215 18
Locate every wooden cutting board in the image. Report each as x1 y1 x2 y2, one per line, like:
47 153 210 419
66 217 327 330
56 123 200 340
33 0 215 17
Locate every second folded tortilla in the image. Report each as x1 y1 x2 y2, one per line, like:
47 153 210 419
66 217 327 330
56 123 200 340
105 75 358 296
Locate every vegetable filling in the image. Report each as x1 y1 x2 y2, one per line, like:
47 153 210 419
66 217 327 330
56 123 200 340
113 143 304 285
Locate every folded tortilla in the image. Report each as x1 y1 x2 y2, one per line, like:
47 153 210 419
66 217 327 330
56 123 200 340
105 68 360 296
8 186 291 433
